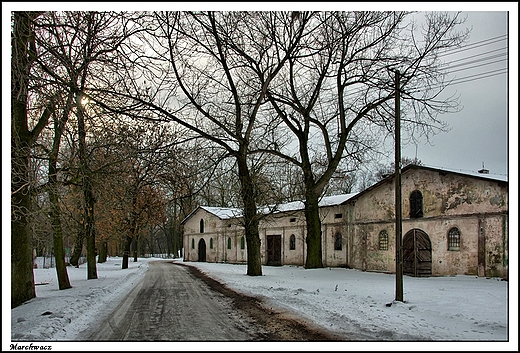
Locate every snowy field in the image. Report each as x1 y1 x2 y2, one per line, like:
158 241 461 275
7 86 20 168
5 256 517 351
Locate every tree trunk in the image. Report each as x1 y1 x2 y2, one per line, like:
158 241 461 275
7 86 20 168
304 190 323 269
11 136 36 307
122 235 132 269
237 155 262 276
69 231 84 267
11 12 39 308
133 235 138 262
98 242 108 263
76 93 97 279
48 95 73 290
301 153 324 269
48 167 72 289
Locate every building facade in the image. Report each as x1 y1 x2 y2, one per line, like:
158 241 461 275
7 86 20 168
181 165 508 279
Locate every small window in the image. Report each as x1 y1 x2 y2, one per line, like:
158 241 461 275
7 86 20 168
290 218 296 222
334 232 342 251
200 219 205 233
409 190 423 218
379 230 389 251
448 227 461 250
210 238 213 249
191 238 195 249
289 234 296 250
334 213 343 219
240 236 245 249
227 237 232 249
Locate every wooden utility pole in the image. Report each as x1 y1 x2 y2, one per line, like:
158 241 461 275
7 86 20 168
394 69 404 302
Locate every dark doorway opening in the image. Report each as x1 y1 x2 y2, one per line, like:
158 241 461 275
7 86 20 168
198 238 206 262
266 235 282 266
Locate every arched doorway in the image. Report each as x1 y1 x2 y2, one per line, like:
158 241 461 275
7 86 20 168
198 238 206 262
403 229 432 277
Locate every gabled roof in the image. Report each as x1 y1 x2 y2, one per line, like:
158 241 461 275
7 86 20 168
200 206 243 220
180 206 243 225
343 164 508 204
181 193 358 225
264 193 358 214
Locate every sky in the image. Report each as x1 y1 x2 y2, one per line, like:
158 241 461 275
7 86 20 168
2 3 516 177
398 9 512 178
2 3 516 178
6 256 516 351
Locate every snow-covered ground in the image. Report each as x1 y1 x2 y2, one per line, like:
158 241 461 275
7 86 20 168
5 256 517 351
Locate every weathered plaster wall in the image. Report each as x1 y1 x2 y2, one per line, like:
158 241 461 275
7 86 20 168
182 168 507 279
348 168 508 278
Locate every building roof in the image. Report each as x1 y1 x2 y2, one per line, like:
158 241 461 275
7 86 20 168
182 164 507 224
343 164 508 204
200 206 243 220
264 193 358 214
181 193 358 224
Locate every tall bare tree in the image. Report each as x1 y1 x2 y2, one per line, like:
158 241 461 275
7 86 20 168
91 11 310 276
264 11 469 268
31 11 146 279
11 11 52 308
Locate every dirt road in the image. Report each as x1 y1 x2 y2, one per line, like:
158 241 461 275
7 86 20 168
79 261 340 341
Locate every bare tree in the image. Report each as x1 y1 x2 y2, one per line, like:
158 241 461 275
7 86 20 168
31 11 147 279
264 11 468 268
45 91 75 289
90 11 310 276
11 11 52 308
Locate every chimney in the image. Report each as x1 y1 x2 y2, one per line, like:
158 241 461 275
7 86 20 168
478 162 489 174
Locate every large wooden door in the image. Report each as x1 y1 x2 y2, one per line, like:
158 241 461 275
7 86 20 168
198 238 206 262
266 235 282 266
403 229 432 277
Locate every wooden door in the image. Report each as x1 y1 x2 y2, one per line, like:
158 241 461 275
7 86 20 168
266 235 282 266
403 229 432 277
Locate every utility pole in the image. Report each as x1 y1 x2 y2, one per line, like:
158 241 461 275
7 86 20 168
394 69 404 302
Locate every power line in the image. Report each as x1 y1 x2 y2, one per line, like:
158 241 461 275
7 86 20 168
326 34 509 100
439 34 508 57
445 58 507 75
446 68 508 86
444 47 507 66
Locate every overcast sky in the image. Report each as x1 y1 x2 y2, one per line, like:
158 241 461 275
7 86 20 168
398 9 512 178
3 3 516 181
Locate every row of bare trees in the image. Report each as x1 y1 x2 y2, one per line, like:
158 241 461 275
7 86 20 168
12 10 468 307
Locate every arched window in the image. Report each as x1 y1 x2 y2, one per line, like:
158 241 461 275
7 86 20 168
227 237 232 250
409 190 423 218
448 227 461 250
334 232 342 251
240 236 245 249
379 230 389 251
199 219 205 233
289 234 296 250
191 238 195 249
210 238 213 249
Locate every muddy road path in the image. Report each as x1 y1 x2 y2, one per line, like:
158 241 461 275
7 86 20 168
79 261 341 341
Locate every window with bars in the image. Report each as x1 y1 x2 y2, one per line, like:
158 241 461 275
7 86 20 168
448 227 461 250
379 230 389 250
